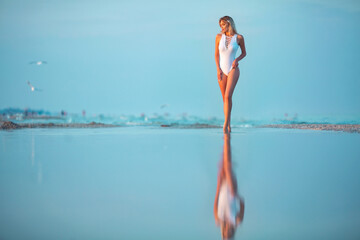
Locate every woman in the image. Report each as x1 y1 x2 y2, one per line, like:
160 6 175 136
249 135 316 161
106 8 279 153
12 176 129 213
214 133 245 239
215 16 247 133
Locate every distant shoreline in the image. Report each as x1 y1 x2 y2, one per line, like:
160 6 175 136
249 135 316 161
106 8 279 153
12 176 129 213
1 121 360 133
260 124 360 134
0 121 119 130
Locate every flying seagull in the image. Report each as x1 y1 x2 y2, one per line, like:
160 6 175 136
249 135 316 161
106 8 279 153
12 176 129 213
160 104 169 109
29 61 47 65
27 81 42 92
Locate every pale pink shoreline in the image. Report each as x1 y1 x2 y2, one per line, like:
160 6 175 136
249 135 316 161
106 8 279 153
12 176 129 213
1 121 360 133
260 124 360 134
0 121 119 130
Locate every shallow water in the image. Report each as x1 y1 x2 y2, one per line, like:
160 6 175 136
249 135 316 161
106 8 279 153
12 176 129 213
1 127 360 239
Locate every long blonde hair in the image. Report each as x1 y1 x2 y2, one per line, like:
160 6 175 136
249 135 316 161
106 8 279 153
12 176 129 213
219 16 238 35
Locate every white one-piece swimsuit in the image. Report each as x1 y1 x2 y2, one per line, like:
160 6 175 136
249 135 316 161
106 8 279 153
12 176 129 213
217 182 240 225
219 34 239 76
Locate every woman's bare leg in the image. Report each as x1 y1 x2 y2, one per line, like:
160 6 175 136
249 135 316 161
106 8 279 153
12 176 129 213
218 73 228 102
219 74 230 132
223 67 240 133
223 133 237 195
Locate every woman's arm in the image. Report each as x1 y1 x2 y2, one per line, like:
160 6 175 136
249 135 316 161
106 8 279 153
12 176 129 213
235 34 247 62
215 34 223 81
215 34 222 70
236 195 245 225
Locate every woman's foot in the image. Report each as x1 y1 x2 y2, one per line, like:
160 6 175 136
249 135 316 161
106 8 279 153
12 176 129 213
228 125 231 133
223 124 229 133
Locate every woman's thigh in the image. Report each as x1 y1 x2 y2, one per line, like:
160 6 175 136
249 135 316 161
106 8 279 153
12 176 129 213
225 67 240 98
218 73 228 101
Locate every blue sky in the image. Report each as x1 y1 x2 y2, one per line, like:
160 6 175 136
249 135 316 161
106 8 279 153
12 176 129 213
0 0 359 120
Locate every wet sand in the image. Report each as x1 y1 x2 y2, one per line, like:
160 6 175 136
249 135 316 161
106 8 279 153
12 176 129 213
1 127 360 239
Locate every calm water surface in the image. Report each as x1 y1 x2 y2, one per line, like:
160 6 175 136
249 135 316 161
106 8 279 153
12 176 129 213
1 127 360 240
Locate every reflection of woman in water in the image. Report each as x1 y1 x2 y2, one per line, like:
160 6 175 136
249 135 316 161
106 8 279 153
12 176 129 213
214 134 245 239
215 16 246 133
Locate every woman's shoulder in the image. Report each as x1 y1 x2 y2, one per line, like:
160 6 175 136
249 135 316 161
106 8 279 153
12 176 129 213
236 34 244 45
215 33 222 44
236 34 244 40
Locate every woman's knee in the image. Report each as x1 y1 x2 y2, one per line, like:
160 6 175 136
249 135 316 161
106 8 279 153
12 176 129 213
224 93 233 102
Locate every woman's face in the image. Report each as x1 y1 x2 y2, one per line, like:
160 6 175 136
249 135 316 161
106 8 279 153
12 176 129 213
219 20 229 33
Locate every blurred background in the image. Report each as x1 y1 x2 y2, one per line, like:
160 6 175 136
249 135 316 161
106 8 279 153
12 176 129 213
1 0 359 122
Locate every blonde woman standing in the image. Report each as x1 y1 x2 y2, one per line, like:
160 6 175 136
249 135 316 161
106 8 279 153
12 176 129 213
215 16 247 133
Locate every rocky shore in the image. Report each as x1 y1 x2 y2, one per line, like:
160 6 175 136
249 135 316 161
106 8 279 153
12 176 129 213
261 124 360 134
0 121 119 130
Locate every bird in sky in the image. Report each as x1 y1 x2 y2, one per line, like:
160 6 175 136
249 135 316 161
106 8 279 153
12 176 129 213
29 61 47 65
160 104 169 109
27 81 42 92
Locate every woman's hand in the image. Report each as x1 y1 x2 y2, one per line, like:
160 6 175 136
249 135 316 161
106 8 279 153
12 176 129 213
235 195 245 225
215 215 220 226
232 60 239 69
217 69 223 81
